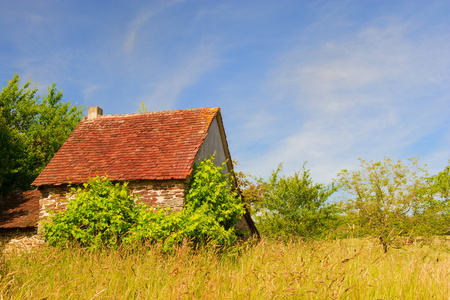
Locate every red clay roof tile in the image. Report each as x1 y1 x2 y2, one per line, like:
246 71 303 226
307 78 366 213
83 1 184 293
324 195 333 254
32 107 219 186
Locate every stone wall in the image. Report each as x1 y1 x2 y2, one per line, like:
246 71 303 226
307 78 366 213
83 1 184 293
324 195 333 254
235 216 251 233
37 179 256 237
128 179 189 212
37 179 190 231
0 228 37 248
39 185 73 222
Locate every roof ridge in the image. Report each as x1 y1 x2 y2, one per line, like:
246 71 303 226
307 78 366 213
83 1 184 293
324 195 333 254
95 107 219 120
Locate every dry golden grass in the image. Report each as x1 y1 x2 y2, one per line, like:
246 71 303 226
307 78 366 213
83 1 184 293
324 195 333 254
1 238 449 299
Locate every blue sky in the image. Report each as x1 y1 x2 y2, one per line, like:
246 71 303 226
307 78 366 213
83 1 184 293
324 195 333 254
1 0 449 183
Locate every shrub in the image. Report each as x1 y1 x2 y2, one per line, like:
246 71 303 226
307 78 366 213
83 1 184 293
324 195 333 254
44 157 245 251
124 158 245 250
252 163 338 240
43 177 138 250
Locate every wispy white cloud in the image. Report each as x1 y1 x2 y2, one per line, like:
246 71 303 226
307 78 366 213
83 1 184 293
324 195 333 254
123 11 154 54
17 53 72 93
137 44 219 111
2 1 449 184
242 19 450 183
81 84 102 100
123 0 187 54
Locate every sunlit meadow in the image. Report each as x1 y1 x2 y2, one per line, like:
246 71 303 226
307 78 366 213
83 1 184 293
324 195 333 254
1 238 449 299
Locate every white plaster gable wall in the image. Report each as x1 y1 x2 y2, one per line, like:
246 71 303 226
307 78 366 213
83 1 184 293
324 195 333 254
194 115 255 235
195 116 230 173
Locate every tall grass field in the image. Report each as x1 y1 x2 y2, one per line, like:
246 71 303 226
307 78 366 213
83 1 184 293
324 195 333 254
1 238 449 299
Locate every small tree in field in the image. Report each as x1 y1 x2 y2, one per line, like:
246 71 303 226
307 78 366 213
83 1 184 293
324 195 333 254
253 163 338 240
427 160 450 201
420 160 450 235
336 157 428 253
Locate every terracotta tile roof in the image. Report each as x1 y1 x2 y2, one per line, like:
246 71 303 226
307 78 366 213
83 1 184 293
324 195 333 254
32 107 220 186
0 190 41 228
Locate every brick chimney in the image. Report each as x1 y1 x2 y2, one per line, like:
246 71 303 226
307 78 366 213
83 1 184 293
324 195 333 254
87 106 103 120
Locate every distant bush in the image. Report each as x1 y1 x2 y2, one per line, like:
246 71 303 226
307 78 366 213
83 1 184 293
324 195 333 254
248 163 339 240
43 157 245 251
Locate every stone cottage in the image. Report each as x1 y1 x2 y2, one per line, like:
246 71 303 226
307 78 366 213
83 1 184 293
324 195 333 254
32 106 258 236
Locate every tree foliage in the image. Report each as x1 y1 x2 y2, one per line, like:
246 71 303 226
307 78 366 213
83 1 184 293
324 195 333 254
427 159 450 202
418 159 450 235
0 73 84 195
335 157 435 252
43 158 246 251
250 163 338 240
233 159 265 214
137 102 148 113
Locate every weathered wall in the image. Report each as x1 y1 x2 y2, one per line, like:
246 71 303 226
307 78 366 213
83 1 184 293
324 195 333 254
194 116 255 236
128 179 188 211
235 216 251 233
37 179 189 232
195 116 230 173
39 185 73 223
0 228 37 248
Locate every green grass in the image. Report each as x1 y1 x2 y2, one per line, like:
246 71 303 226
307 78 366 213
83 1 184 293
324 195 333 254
1 238 450 299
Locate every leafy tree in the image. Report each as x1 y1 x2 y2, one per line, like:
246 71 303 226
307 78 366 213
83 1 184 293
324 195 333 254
0 114 25 193
427 159 450 201
185 158 244 231
233 159 265 214
0 73 84 195
0 74 38 194
253 163 338 240
335 157 429 253
418 160 450 235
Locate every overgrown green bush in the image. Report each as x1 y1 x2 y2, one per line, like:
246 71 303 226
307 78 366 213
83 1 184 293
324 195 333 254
251 163 339 240
43 177 139 250
43 157 245 251
125 158 245 250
